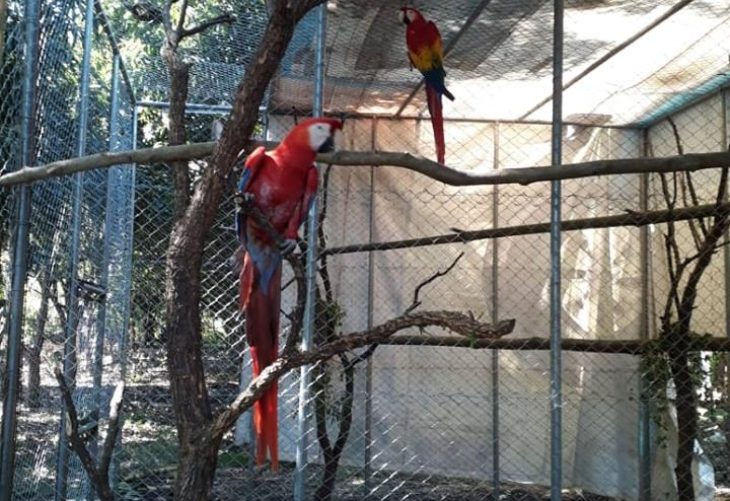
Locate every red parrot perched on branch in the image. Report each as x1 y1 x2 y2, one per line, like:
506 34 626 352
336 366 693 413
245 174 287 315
234 117 343 471
400 6 455 165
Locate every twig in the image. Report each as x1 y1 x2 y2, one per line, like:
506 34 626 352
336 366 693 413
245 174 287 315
180 13 234 39
668 116 708 240
318 164 335 305
404 252 464 314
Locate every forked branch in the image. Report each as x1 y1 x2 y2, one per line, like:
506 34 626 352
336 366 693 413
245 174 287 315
54 368 125 501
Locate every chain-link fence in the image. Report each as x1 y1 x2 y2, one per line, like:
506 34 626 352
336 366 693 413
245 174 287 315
1 1 729 500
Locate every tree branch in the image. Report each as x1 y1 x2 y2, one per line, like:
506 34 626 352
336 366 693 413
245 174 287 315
324 202 730 256
180 13 234 39
404 252 464 314
161 0 173 31
175 0 188 34
211 312 515 440
54 368 121 501
5 143 730 189
0 142 216 187
379 335 730 353
99 381 125 479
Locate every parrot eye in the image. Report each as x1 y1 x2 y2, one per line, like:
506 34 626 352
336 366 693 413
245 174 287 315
308 123 334 152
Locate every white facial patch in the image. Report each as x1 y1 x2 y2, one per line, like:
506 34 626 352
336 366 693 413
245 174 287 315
308 123 333 151
399 9 416 23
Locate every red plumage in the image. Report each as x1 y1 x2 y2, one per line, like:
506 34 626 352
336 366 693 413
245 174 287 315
235 117 343 471
426 86 445 165
400 7 454 165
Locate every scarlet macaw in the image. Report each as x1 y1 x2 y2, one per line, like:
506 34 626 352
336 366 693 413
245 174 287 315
234 117 343 471
400 6 455 165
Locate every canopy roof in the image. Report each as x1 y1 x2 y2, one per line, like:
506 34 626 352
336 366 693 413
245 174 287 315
107 0 730 127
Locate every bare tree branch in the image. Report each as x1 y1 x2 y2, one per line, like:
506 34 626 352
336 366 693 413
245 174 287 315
324 202 730 256
98 381 125 479
54 368 123 501
379 334 730 353
161 0 173 31
5 143 730 189
404 251 464 314
176 0 188 34
0 142 216 187
181 13 234 39
211 312 515 439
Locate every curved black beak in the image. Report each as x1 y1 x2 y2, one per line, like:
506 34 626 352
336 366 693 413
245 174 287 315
318 135 335 153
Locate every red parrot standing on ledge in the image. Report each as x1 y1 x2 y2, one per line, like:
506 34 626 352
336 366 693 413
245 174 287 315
234 117 343 471
400 6 455 165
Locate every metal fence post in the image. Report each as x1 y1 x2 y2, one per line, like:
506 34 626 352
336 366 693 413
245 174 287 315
54 0 95 497
722 88 729 341
491 122 501 499
294 5 328 500
363 117 377 490
549 0 564 499
0 0 40 498
83 53 121 501
109 102 137 494
638 130 652 501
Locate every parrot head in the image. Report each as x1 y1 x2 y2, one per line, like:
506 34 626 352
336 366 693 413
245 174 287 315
399 7 425 25
282 117 343 155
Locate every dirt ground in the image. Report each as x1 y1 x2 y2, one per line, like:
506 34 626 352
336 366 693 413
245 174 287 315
8 346 730 500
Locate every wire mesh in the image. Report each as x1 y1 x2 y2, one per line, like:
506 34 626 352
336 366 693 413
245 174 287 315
0 0 729 500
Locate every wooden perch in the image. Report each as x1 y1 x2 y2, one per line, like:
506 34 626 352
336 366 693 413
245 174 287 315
3 142 730 188
0 142 216 187
324 202 730 256
54 368 125 501
211 312 515 439
380 334 730 353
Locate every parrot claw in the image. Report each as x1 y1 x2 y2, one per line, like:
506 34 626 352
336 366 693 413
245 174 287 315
234 192 255 208
279 239 297 256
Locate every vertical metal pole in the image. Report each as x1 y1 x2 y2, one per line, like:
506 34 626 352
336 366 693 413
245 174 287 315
110 102 137 495
363 118 377 488
638 130 652 501
491 123 500 498
54 0 94 497
549 1 564 499
86 54 121 501
294 5 327 500
119 103 137 379
0 0 40 498
721 90 730 341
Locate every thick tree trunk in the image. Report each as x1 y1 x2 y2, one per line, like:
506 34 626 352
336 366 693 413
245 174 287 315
163 3 325 499
174 430 221 501
670 344 697 500
165 237 214 499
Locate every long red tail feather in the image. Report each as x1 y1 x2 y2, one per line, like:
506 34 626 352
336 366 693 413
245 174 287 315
426 85 445 165
241 254 281 471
